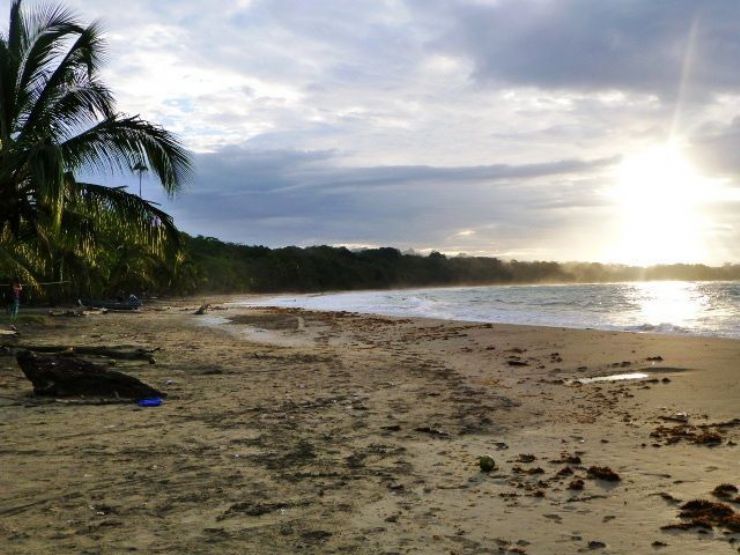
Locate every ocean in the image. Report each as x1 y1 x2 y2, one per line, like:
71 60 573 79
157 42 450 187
238 281 740 339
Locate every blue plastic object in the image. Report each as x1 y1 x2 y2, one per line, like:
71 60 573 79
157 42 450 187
137 397 163 407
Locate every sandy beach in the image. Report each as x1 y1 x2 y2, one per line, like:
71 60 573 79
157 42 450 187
1 297 738 554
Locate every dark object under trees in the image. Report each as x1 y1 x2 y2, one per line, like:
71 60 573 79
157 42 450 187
15 351 165 400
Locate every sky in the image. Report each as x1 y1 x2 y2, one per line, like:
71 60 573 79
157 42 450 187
27 0 740 263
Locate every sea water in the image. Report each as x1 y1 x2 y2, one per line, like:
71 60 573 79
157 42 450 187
237 281 740 339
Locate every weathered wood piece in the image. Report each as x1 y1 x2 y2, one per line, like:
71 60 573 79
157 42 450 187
2 344 158 363
15 351 165 400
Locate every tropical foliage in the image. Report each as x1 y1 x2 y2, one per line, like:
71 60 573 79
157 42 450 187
178 235 740 295
0 0 191 297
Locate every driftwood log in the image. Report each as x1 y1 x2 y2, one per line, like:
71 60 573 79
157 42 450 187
15 351 165 400
2 344 158 363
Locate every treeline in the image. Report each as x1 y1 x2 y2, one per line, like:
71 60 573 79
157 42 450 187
8 234 740 302
173 234 740 294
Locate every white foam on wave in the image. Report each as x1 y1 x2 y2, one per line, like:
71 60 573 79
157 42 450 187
624 323 692 335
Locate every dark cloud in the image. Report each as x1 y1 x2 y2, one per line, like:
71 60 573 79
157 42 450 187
190 146 616 193
192 148 336 192
431 0 740 98
279 157 618 192
145 147 613 252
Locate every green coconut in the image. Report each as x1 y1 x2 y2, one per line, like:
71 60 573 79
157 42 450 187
478 455 496 472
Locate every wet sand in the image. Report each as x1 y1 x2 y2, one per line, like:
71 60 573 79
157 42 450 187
1 297 738 554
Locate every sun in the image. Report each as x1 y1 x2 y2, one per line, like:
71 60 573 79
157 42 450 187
608 142 712 266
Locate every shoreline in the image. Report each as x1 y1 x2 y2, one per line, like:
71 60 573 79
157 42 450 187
227 282 740 341
1 296 738 554
212 300 740 344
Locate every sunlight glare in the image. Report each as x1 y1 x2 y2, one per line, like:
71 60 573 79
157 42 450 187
631 281 705 328
610 142 712 265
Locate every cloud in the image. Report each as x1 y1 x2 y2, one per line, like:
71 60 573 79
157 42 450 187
139 146 616 259
273 156 618 192
19 0 740 262
431 0 740 99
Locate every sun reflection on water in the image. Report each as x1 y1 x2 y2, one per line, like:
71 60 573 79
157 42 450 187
629 281 706 327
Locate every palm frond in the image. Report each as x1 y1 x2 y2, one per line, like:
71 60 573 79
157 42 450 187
0 224 40 287
19 21 106 141
16 5 83 98
7 1 27 57
40 78 115 142
61 115 192 193
73 180 181 253
24 138 66 230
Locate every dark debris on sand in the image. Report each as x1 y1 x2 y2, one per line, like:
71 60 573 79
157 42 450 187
549 452 582 465
662 499 740 533
712 484 740 504
219 501 292 520
587 466 621 482
650 418 740 446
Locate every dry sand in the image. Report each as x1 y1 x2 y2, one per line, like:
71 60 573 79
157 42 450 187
0 296 738 554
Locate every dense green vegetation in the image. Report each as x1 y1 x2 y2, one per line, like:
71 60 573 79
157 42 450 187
172 234 740 295
6 225 740 302
7 230 740 301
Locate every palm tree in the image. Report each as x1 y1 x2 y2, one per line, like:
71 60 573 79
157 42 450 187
132 160 148 197
0 0 191 289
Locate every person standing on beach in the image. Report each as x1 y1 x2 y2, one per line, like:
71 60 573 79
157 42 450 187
9 277 22 323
